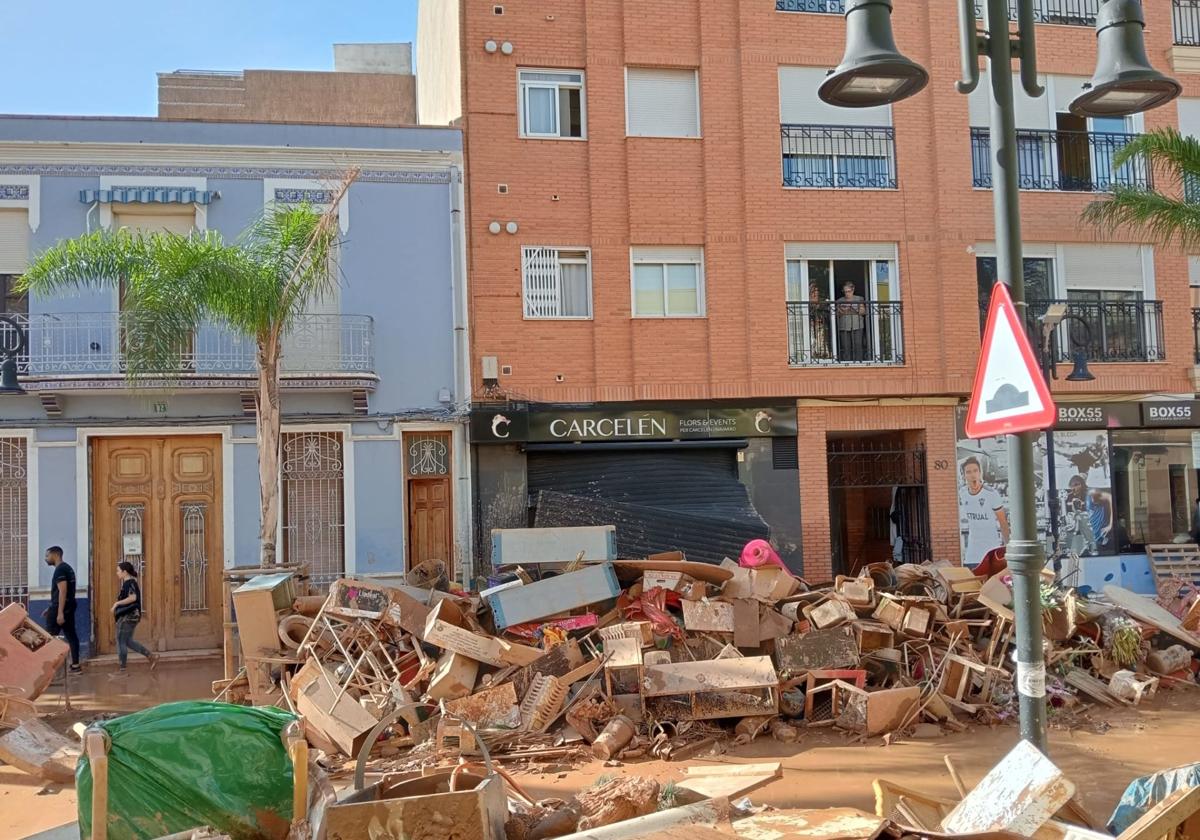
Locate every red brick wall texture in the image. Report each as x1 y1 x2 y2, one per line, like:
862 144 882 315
458 0 1200 575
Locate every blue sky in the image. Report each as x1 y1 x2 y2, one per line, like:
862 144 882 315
0 1 418 116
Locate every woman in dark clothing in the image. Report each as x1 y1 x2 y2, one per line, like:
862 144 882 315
112 561 158 673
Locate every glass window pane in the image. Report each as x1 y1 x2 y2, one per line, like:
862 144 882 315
1111 429 1197 551
560 262 590 317
874 261 891 303
837 156 890 188
667 264 699 315
634 264 665 315
783 154 834 187
521 71 582 84
786 261 804 302
810 261 832 299
525 86 557 135
561 88 583 137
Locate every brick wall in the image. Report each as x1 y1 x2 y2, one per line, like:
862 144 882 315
462 0 1197 403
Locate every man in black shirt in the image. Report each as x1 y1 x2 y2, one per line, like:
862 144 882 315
44 545 81 672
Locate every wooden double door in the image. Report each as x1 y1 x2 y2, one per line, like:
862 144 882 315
91 436 223 653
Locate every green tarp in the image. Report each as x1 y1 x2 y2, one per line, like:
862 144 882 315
77 701 297 840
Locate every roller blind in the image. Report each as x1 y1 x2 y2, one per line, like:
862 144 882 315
784 242 896 261
779 66 891 127
631 245 703 263
970 71 1052 129
1063 244 1144 291
1052 75 1091 114
0 210 29 274
1190 256 1200 287
112 212 195 235
626 68 699 138
1180 98 1200 138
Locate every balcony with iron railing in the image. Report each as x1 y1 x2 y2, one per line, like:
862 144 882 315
781 124 898 189
786 300 904 366
972 0 1099 26
970 127 1151 192
980 299 1165 364
0 312 375 389
775 0 844 12
1175 0 1200 46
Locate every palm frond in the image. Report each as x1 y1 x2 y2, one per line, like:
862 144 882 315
17 228 144 295
1082 187 1200 251
1112 128 1200 190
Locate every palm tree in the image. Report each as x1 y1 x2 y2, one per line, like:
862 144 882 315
1082 127 1200 249
19 183 349 567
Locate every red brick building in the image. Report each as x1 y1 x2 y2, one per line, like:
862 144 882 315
419 0 1200 582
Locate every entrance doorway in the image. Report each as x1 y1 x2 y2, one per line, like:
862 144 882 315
91 435 223 653
827 432 932 576
405 432 453 575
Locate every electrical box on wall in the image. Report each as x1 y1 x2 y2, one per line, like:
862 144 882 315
481 355 499 384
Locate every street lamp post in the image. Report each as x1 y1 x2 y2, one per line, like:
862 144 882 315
818 0 1178 752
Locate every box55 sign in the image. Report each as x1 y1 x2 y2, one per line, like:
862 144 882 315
1142 401 1199 427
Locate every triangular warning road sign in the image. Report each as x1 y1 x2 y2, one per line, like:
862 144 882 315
965 281 1055 440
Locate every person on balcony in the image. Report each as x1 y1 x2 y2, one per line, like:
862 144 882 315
836 282 866 362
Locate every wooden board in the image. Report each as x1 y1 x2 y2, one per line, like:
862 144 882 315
682 599 736 633
613 559 734 585
733 808 888 840
1147 544 1200 589
678 762 782 801
1103 585 1200 648
292 659 380 755
0 718 79 783
941 740 1076 837
775 628 860 676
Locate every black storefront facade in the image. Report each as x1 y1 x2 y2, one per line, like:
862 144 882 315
469 403 804 574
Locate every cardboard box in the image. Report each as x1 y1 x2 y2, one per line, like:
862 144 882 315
292 659 380 756
427 651 479 701
423 599 542 667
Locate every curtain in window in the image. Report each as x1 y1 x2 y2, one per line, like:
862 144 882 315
560 262 589 317
837 156 890 188
525 87 557 135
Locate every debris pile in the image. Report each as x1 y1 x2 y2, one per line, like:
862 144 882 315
219 541 1200 775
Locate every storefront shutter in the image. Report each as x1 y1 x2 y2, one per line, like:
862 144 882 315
0 210 29 274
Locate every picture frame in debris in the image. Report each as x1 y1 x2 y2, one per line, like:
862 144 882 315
325 578 392 620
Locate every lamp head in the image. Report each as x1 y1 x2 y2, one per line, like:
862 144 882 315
1070 0 1181 117
818 0 929 109
1065 350 1096 382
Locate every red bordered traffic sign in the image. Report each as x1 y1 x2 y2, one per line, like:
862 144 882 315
965 281 1056 439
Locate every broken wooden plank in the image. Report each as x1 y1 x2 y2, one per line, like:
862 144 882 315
1103 585 1200 648
677 761 782 800
941 740 1076 837
1065 668 1129 708
0 718 80 783
1114 786 1200 840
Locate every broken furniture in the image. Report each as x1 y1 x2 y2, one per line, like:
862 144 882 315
0 603 69 701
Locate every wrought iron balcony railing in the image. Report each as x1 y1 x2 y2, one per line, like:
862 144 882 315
1019 299 1166 364
0 312 374 378
970 127 1151 192
786 300 904 366
781 124 898 189
1175 0 1200 46
1193 308 1200 364
973 0 1099 26
775 0 844 11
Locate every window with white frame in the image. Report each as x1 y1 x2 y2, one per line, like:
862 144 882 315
519 70 585 138
784 244 901 364
522 247 592 318
631 247 704 317
626 68 700 138
0 436 28 606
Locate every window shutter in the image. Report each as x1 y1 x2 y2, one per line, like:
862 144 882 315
1052 76 1091 114
970 71 1053 129
784 242 896 261
0 211 29 274
778 66 891 127
113 212 195 235
1190 256 1200 287
523 247 562 317
1181 98 1200 139
1063 244 1144 291
631 246 703 263
626 68 699 138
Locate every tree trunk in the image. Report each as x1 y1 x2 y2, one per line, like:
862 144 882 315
257 335 283 567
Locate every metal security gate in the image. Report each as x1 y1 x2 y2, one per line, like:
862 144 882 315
282 431 346 589
827 437 932 569
0 437 27 606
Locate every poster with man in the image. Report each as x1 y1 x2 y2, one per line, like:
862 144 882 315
1045 430 1116 556
958 455 1010 566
